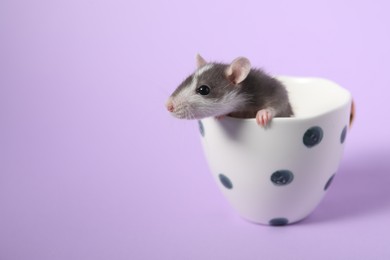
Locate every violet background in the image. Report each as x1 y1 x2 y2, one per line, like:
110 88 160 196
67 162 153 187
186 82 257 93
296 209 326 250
1 0 390 259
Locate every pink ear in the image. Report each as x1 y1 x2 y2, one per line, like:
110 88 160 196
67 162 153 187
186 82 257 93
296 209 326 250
225 57 251 84
196 54 207 68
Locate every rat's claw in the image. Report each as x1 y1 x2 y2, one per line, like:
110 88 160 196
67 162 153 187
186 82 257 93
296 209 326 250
215 115 226 120
256 109 274 127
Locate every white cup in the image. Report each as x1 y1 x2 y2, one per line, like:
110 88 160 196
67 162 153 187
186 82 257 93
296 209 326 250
199 76 353 226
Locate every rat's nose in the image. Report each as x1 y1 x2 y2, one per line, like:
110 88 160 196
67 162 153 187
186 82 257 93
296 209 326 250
166 101 174 112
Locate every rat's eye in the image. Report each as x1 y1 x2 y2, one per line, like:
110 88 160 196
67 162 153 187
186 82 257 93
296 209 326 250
196 85 210 95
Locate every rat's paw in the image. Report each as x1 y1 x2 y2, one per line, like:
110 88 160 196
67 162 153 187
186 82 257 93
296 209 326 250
256 109 275 127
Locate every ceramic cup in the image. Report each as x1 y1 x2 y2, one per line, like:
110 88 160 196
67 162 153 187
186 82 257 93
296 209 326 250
199 76 353 226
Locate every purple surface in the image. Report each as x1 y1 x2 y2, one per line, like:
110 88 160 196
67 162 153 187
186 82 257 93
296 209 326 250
1 0 390 259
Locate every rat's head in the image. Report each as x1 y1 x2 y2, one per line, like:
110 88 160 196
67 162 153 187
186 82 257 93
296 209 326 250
166 54 251 119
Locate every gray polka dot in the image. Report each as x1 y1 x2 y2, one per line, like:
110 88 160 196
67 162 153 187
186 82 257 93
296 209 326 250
324 174 335 191
198 120 204 137
303 126 323 148
271 170 294 186
269 218 289 226
218 174 233 189
340 126 347 144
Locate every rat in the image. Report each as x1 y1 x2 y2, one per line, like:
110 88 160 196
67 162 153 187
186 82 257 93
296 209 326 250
166 54 293 126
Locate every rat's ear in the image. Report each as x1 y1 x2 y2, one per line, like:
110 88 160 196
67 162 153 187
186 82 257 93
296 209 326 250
196 54 207 68
225 57 251 84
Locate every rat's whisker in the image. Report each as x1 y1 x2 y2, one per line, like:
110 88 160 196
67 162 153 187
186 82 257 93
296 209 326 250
223 82 233 89
189 109 196 120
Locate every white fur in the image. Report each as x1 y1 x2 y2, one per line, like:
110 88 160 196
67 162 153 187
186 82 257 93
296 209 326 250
180 89 249 119
196 90 249 117
195 64 213 77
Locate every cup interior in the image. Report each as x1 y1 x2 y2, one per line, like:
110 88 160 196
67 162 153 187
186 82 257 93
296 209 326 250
277 76 351 119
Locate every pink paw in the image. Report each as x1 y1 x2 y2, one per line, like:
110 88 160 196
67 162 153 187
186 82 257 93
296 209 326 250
256 109 274 127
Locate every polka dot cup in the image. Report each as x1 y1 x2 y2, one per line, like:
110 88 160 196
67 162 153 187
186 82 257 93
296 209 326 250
199 76 353 226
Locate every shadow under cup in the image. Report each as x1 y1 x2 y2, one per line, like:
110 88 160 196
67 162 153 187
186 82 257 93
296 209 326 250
199 76 353 226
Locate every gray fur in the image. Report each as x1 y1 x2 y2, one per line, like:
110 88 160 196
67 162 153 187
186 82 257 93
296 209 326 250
230 66 294 118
